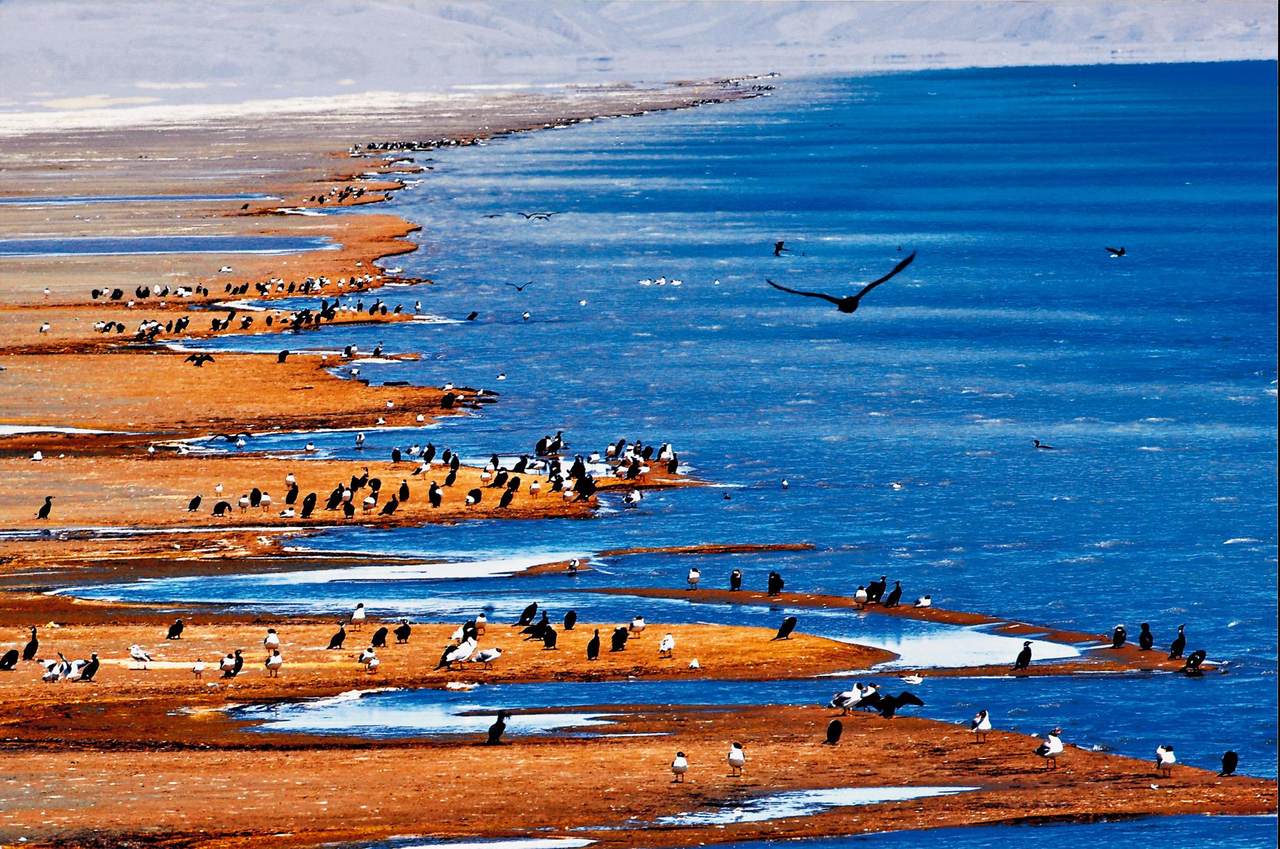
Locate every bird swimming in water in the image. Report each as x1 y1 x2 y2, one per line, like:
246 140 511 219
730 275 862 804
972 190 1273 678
1105 246 1126 257
1032 439 1056 450
766 251 915 314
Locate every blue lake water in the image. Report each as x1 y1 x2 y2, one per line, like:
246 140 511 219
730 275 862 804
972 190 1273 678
0 234 332 257
69 62 1278 838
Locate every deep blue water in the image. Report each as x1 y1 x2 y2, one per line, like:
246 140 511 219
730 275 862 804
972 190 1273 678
70 62 1277 838
0 234 331 256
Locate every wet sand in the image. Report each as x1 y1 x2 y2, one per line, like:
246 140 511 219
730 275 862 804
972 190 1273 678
0 78 1272 848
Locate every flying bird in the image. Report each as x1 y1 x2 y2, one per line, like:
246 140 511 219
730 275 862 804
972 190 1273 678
766 251 916 314
506 281 534 292
184 353 215 367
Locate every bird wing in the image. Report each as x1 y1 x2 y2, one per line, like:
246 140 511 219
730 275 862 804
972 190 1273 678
766 279 843 305
1105 247 1121 254
896 692 925 707
853 251 917 299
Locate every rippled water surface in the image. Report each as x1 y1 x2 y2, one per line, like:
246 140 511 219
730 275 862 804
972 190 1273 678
74 62 1278 837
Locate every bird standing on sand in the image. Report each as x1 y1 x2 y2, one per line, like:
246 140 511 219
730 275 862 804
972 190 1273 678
883 581 903 608
1220 750 1238 776
1169 624 1187 659
854 586 869 608
487 711 509 745
727 742 746 776
772 616 798 641
1013 640 1033 671
1035 728 1064 769
394 619 412 644
914 595 932 608
166 619 184 640
348 603 366 630
369 626 388 648
766 252 915 314
1111 624 1127 649
192 659 205 679
472 647 503 669
36 496 53 520
264 649 283 677
658 633 676 658
22 627 38 662
1139 623 1154 651
1155 744 1176 777
629 616 646 635
767 571 785 597
671 751 689 782
586 629 601 661
610 627 629 653
129 645 152 670
971 709 992 743
824 719 844 745
326 623 346 650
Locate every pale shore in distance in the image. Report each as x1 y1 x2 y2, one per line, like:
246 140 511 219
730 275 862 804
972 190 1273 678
0 12 1276 847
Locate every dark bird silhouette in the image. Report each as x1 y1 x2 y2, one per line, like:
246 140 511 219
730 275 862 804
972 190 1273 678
610 626 629 652
824 718 843 745
729 569 743 591
21 627 38 661
766 251 916 313
184 353 215 367
212 500 232 517
466 311 479 321
1013 640 1032 671
187 495 202 512
772 616 798 641
78 652 100 682
773 240 790 256
542 626 558 650
370 626 389 648
586 629 601 661
519 211 559 220
326 623 346 650
515 602 538 627
767 571 785 597
1168 624 1187 659
1220 750 1238 776
394 619 412 644
506 281 534 292
1033 439 1056 450
166 619 184 640
36 496 53 520
563 610 577 631
522 611 550 641
1138 623 1154 651
300 491 317 518
1182 648 1207 675
874 691 925 718
277 350 290 363
883 581 903 608
1111 624 1127 649
486 711 509 745
0 649 18 670
1105 246 1126 257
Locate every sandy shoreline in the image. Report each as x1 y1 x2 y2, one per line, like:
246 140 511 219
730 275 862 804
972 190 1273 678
0 76 1272 849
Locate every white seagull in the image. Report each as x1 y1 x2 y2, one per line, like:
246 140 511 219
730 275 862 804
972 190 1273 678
1035 728 1064 769
471 647 503 668
727 742 746 776
1156 744 1176 777
970 709 992 743
129 644 153 670
658 633 676 658
671 751 689 783
686 567 701 590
